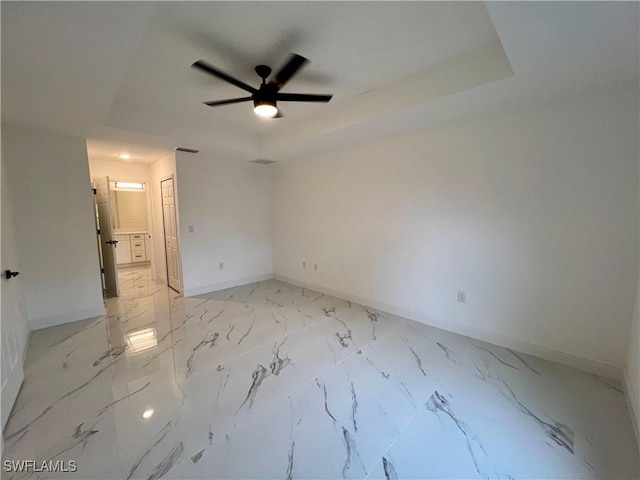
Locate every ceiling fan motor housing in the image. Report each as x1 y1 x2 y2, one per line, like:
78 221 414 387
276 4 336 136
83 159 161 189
254 83 278 107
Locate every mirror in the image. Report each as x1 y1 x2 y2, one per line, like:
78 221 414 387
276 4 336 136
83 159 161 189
112 189 148 232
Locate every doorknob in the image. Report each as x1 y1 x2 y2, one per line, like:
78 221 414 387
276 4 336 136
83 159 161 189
105 240 119 245
5 270 20 279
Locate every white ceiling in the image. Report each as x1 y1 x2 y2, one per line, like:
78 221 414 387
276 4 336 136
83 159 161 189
2 2 638 165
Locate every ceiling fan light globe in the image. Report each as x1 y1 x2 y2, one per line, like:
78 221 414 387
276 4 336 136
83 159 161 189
254 103 278 118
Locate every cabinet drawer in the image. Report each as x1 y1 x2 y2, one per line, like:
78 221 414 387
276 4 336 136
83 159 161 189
131 241 145 251
114 235 129 242
130 234 145 240
131 252 147 262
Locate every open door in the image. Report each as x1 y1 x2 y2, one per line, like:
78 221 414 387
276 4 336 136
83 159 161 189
161 177 181 292
1 250 25 431
1 165 27 431
94 177 119 296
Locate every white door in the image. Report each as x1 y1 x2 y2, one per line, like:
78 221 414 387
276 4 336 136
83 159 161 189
1 167 28 431
1 261 25 431
161 177 181 292
92 192 105 291
94 177 119 296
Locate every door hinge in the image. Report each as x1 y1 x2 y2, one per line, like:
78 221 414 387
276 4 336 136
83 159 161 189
92 188 97 194
97 229 100 235
101 268 105 274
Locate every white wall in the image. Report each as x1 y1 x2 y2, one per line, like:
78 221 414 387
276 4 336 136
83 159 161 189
175 152 273 297
273 87 639 375
625 121 640 447
149 152 178 286
88 158 151 183
2 125 104 329
627 282 640 450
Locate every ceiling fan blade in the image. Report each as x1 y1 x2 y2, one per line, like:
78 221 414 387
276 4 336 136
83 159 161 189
269 54 308 90
203 97 253 107
276 93 333 103
192 60 257 94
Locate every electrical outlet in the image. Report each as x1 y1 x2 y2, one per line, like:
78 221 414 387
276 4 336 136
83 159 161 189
314 263 318 271
219 262 224 270
457 291 466 303
302 261 306 269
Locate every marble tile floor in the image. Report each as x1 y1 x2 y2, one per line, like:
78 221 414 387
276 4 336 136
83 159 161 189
2 265 639 479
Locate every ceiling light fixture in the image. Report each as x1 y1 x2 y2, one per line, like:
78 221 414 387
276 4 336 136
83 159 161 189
115 181 145 190
253 100 278 118
118 153 131 160
142 409 154 419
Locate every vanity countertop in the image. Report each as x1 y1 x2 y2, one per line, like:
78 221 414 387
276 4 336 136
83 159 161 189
114 231 148 236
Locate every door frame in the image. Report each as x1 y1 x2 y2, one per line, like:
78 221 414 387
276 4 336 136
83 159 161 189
92 177 157 282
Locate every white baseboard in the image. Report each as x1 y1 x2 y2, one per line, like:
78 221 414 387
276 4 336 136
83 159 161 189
274 274 623 381
622 368 640 455
28 305 105 331
184 273 273 297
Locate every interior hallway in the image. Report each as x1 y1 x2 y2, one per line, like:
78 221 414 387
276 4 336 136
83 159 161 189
2 266 639 479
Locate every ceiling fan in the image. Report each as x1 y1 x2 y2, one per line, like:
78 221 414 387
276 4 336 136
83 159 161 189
192 53 332 118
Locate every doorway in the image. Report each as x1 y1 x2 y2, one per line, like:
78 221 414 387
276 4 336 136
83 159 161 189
111 181 152 271
93 178 154 297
